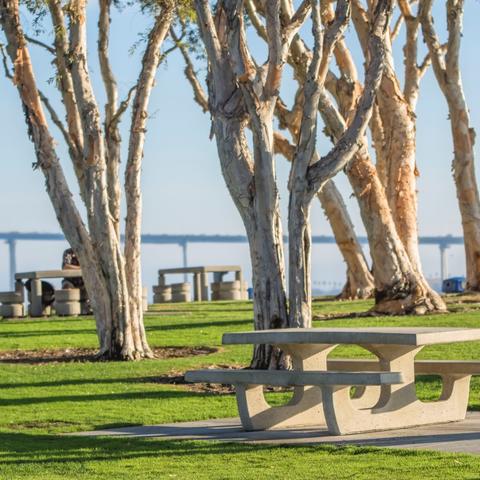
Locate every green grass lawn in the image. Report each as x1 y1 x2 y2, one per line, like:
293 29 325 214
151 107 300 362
0 299 480 479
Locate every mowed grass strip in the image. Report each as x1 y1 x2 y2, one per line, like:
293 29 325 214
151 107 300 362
0 299 479 478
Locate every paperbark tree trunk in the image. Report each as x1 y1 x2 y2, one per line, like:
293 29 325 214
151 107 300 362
0 0 172 358
274 99 374 301
318 182 374 299
246 0 444 314
287 0 390 327
124 3 174 358
319 95 445 314
195 0 291 368
420 0 480 291
352 0 422 274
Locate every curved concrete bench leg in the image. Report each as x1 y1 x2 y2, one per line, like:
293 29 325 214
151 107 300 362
351 385 382 409
321 344 473 436
322 375 472 436
235 383 325 431
234 344 336 431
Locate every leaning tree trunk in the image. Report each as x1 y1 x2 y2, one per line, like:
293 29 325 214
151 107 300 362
420 0 480 291
212 113 288 369
274 105 374 301
345 141 445 314
447 96 480 290
318 181 374 299
124 5 174 357
0 0 153 359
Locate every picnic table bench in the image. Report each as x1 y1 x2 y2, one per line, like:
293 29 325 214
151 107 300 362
15 270 83 317
186 327 480 435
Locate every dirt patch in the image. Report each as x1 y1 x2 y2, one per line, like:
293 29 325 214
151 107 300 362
0 346 218 365
143 366 295 396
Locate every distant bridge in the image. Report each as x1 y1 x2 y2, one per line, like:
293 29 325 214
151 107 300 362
0 231 463 289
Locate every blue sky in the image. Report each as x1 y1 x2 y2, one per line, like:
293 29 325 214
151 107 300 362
0 1 479 293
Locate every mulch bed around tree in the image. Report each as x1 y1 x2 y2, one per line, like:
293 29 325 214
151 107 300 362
143 365 295 396
0 346 218 365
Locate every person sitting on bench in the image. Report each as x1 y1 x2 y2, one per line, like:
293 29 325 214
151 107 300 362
24 279 55 310
62 248 91 313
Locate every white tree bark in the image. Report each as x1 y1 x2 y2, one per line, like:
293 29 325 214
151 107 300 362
420 0 480 291
287 0 390 327
0 0 173 359
124 3 175 356
195 0 317 365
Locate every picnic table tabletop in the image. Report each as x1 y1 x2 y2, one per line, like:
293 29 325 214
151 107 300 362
157 265 242 275
222 327 480 346
15 269 83 280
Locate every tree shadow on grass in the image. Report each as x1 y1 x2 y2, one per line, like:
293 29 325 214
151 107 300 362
0 389 223 407
145 318 251 332
0 318 250 338
0 374 211 390
0 431 426 468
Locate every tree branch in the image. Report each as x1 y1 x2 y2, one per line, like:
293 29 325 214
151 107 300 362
24 34 55 54
38 89 76 152
307 0 392 189
418 0 448 92
171 27 208 113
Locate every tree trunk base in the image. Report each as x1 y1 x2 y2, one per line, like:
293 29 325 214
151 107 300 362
250 344 291 370
372 282 446 315
337 277 375 300
95 347 155 361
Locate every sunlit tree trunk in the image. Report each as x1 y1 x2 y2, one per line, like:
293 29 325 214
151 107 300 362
420 0 480 291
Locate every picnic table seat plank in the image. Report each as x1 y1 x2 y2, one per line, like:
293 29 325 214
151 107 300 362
328 359 480 375
185 369 403 387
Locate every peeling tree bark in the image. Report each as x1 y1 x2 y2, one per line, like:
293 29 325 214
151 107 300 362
0 0 174 359
352 0 421 274
318 181 374 300
286 0 390 327
195 0 316 366
420 0 480 291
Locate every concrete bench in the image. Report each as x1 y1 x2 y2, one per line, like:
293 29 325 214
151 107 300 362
327 359 480 375
54 289 81 316
185 368 403 432
171 283 191 303
0 291 24 318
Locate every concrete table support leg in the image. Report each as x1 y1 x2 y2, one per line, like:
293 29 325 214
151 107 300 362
201 273 209 301
193 274 202 302
30 279 44 317
321 344 472 435
235 344 335 431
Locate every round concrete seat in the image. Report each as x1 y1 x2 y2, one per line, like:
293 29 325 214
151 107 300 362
0 292 23 304
211 281 242 301
153 285 172 303
2 304 24 318
0 291 24 318
54 289 81 316
55 289 81 302
171 283 191 303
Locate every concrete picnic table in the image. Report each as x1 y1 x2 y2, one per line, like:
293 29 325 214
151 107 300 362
157 265 243 301
188 327 480 435
15 270 83 317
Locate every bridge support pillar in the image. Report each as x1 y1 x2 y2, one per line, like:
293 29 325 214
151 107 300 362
181 242 188 282
7 239 17 290
440 245 449 282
